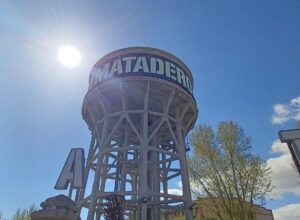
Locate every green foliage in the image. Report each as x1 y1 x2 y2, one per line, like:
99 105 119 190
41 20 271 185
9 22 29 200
11 205 36 220
188 121 273 220
0 205 36 220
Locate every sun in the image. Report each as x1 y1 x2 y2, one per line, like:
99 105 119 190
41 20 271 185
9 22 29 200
58 45 81 68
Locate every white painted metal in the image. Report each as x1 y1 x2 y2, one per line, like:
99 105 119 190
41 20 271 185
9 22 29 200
279 129 300 141
75 48 198 220
279 129 300 175
55 148 85 190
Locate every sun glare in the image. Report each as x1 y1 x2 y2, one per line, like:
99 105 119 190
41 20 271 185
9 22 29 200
58 45 81 68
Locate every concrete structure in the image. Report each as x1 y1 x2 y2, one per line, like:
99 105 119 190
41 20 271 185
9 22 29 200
255 206 274 220
31 195 81 220
71 47 198 219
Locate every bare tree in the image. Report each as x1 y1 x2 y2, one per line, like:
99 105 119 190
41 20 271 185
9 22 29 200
188 121 272 220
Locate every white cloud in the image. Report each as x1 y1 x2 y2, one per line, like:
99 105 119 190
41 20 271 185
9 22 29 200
168 188 183 196
269 96 300 217
273 204 300 220
167 181 183 196
291 96 300 106
267 140 300 199
271 95 300 124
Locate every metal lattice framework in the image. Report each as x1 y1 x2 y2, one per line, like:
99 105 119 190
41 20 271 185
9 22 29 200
74 77 197 220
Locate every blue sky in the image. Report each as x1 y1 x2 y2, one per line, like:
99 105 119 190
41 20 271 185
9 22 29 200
0 0 300 219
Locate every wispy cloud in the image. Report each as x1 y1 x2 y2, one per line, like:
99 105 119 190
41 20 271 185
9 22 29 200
168 188 183 196
273 204 300 220
271 96 300 124
167 181 183 196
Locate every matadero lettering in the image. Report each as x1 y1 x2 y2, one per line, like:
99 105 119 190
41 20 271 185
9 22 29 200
89 54 193 94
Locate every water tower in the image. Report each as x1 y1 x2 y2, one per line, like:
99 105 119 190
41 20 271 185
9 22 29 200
76 47 198 219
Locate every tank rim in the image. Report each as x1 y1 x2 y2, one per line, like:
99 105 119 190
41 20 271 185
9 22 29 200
91 46 194 80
